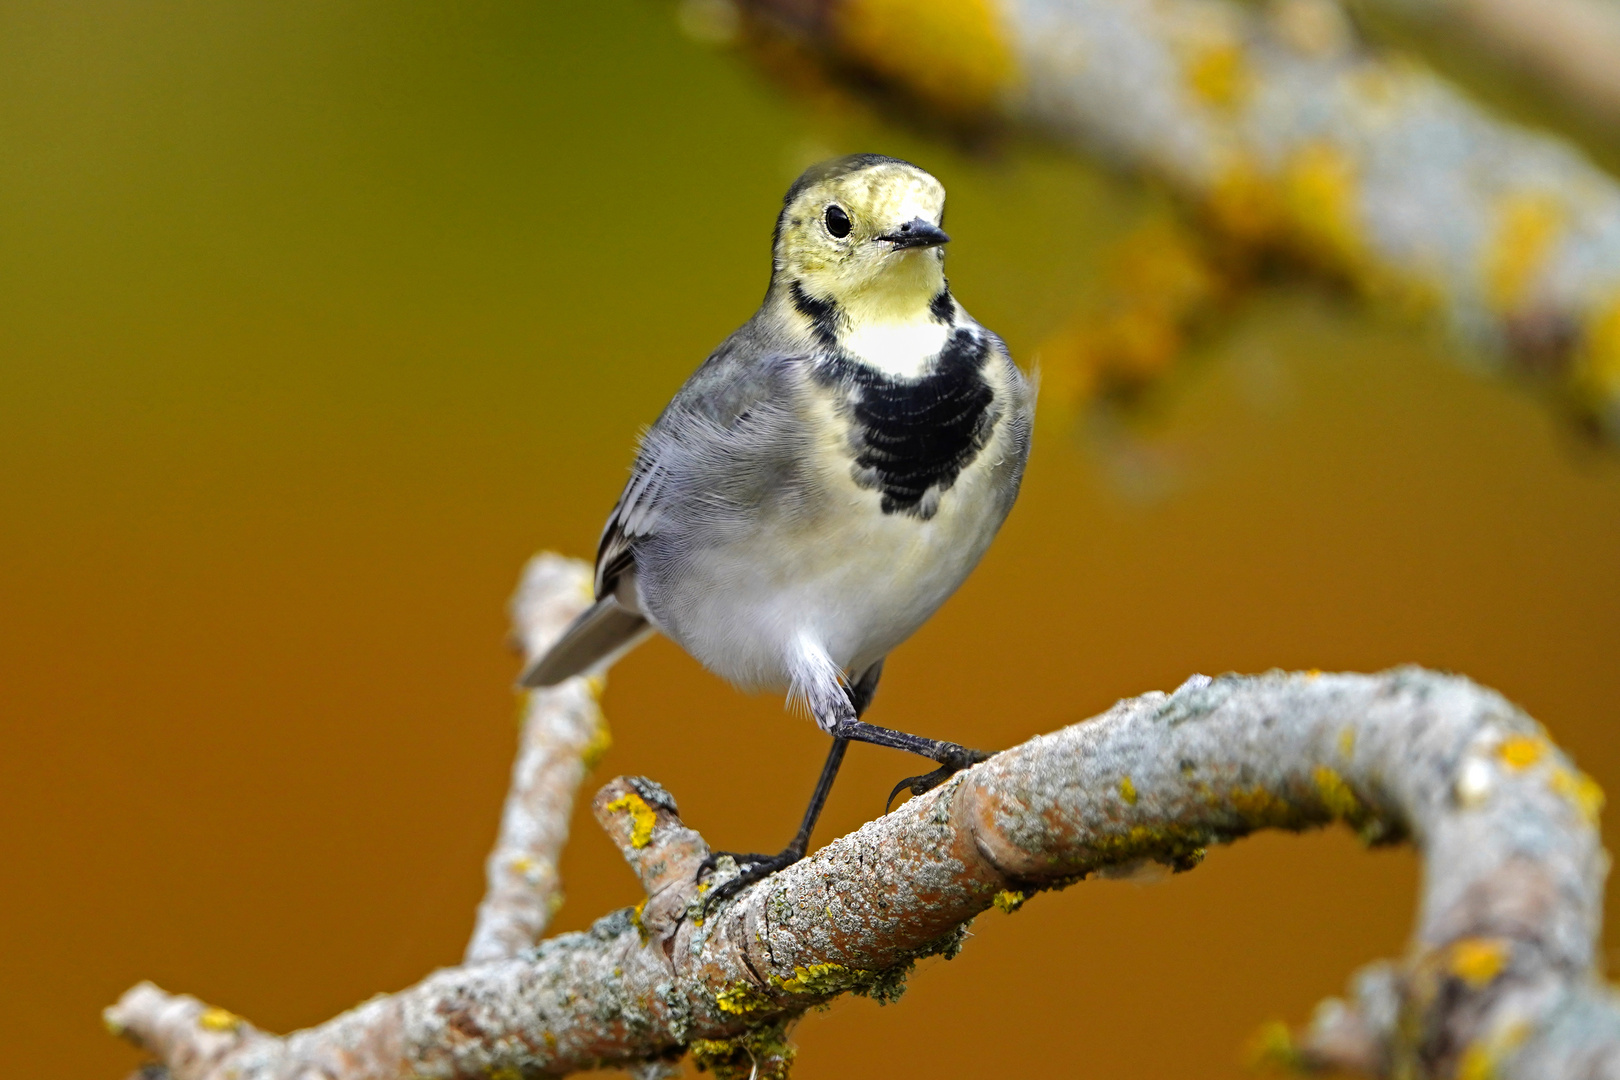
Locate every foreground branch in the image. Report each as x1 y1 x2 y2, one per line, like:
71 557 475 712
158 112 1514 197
109 664 1617 1078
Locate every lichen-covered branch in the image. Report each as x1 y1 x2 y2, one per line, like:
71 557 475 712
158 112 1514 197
730 0 1620 438
1355 0 1620 128
465 553 607 963
108 668 1619 1079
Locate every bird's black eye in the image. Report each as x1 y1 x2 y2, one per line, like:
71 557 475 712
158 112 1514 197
824 204 851 238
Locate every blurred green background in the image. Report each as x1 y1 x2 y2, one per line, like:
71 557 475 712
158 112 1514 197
2 2 1618 1077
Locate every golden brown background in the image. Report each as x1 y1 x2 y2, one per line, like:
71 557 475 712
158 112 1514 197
3 2 1618 1077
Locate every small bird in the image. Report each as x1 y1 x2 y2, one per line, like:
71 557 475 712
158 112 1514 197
523 154 1035 903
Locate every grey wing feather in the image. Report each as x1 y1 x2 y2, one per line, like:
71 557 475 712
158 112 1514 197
523 338 806 688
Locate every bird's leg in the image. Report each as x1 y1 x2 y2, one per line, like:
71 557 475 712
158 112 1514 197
698 663 885 908
699 736 847 908
826 718 993 811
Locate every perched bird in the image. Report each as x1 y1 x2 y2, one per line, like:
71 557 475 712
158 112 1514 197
523 154 1034 903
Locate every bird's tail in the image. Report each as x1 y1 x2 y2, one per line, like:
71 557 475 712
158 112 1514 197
519 597 652 688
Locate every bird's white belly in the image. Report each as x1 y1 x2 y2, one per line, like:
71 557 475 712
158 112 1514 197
655 420 1009 691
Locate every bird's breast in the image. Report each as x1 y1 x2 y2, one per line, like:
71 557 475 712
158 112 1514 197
817 326 998 520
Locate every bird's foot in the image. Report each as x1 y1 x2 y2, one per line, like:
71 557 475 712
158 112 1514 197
886 744 992 812
696 847 804 913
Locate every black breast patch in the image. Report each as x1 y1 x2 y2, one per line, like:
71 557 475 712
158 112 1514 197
830 329 997 519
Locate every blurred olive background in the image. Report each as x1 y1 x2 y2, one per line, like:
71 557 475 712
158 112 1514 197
3 2 1619 1077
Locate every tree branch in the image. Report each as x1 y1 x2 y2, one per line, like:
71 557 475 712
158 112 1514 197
733 0 1620 438
108 662 1619 1079
464 553 607 964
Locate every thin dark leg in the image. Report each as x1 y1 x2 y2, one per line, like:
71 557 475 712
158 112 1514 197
698 664 884 908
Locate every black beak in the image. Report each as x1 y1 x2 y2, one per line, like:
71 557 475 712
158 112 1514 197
878 218 950 249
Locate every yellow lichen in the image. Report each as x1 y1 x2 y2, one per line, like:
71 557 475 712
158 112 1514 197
490 1068 523 1080
630 900 650 946
1312 766 1361 821
992 889 1027 914
1485 194 1564 315
1187 43 1250 109
543 1031 558 1051
197 1007 242 1033
1119 775 1138 805
1229 784 1299 827
1337 726 1355 758
715 982 771 1016
1497 735 1546 770
1457 1043 1496 1080
776 962 862 995
1575 295 1620 415
605 791 657 848
1244 1019 1302 1071
834 0 1015 116
581 718 612 770
1283 142 1363 269
1550 767 1606 826
1449 937 1509 988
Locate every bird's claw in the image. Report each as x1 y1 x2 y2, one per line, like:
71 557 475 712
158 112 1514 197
885 744 992 812
695 848 803 915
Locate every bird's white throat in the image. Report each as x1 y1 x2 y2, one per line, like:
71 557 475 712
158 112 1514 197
838 313 951 379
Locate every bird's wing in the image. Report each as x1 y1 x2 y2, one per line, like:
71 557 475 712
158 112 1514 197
593 347 806 600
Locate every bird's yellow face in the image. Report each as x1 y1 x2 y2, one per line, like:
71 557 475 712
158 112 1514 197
773 158 949 327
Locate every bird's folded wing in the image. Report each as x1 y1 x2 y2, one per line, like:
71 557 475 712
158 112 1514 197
591 350 806 599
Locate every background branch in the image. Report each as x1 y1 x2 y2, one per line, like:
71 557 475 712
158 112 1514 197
733 0 1620 438
108 662 1618 1079
464 554 607 964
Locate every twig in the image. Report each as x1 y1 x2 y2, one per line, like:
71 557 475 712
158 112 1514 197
108 667 1619 1079
464 553 606 964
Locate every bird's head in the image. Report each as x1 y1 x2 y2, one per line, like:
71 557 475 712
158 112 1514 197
771 154 949 327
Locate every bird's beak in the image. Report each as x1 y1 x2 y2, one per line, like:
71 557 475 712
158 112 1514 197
879 218 950 250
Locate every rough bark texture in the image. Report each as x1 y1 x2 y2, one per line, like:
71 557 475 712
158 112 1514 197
108 608 1620 1080
464 553 607 964
734 0 1620 438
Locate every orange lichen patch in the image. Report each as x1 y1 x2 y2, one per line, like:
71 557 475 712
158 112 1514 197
1282 142 1363 270
1119 775 1139 805
833 0 1015 116
604 791 657 848
1448 937 1509 988
1497 735 1546 770
197 1007 242 1033
1312 765 1361 821
1550 767 1606 826
1187 42 1250 109
1485 194 1564 315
